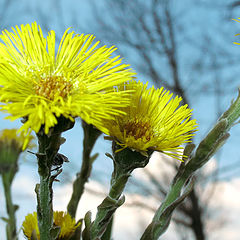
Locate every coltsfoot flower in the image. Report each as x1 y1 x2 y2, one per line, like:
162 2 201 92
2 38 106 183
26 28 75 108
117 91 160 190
22 211 81 240
104 81 197 160
0 128 34 151
0 22 135 147
0 128 34 173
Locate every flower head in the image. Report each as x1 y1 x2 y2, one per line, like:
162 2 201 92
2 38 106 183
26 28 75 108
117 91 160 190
104 82 197 160
0 128 34 174
0 128 34 151
22 211 80 240
0 22 135 144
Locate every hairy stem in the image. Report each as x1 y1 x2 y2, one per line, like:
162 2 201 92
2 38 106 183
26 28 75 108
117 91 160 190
35 118 73 240
84 143 151 240
88 165 130 240
36 133 59 239
67 121 101 218
101 217 114 240
2 171 17 240
141 90 240 239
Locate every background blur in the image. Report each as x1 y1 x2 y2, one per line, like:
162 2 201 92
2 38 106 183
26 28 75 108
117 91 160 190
0 0 240 239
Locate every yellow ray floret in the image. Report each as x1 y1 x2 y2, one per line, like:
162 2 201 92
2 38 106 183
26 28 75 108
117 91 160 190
103 81 197 160
22 211 81 240
0 22 135 144
0 128 34 151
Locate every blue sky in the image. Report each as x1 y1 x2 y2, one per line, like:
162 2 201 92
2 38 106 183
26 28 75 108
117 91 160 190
1 0 240 239
3 0 239 176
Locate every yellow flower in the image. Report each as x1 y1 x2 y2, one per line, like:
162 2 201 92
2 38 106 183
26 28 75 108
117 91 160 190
0 128 34 151
104 82 197 160
54 211 80 239
0 128 34 174
22 211 81 240
22 212 40 240
0 22 135 146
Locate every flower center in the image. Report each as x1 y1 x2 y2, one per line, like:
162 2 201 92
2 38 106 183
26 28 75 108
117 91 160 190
124 119 153 141
35 76 72 100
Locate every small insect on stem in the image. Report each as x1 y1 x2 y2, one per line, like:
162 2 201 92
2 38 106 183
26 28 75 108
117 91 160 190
27 151 69 171
51 153 69 172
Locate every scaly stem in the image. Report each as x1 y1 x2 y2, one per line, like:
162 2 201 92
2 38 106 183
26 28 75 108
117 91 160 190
141 90 240 240
34 117 74 240
67 121 101 218
101 217 114 240
87 164 130 240
36 131 65 240
82 143 151 240
36 134 53 239
153 174 189 222
140 172 191 240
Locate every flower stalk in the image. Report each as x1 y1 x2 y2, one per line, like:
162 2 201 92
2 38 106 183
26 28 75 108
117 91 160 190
35 117 74 240
141 89 240 240
2 168 18 240
35 132 61 239
67 121 101 218
83 142 152 240
0 129 32 240
85 166 129 240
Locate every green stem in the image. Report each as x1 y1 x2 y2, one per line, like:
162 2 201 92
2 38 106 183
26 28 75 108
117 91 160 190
34 117 74 240
109 165 130 199
83 143 151 240
38 176 52 239
141 90 240 240
153 175 189 221
2 171 17 240
101 217 114 240
87 164 130 240
36 131 64 240
140 171 192 240
219 88 240 129
36 134 54 239
67 122 101 218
